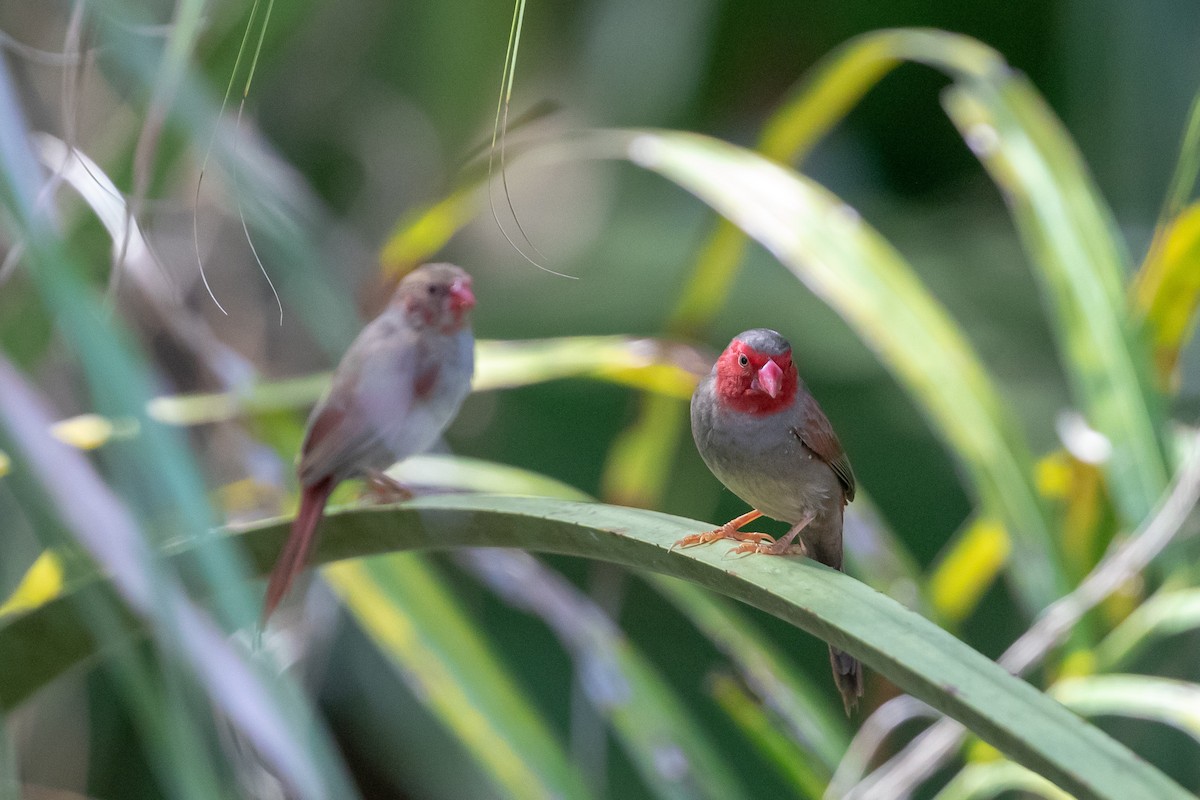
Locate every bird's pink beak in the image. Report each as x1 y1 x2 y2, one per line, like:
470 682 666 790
449 278 476 313
754 359 784 398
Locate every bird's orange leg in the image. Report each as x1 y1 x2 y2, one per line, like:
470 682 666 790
730 511 814 556
364 469 413 503
672 509 775 550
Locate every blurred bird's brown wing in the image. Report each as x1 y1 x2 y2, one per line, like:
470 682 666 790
298 319 418 484
791 391 856 502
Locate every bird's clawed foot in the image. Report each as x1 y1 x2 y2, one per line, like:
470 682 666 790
673 527 776 550
727 511 815 557
671 509 772 551
365 470 414 503
727 537 808 557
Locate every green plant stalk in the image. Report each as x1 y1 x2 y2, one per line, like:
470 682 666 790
0 495 1189 800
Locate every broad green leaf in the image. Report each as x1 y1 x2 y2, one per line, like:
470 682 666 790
328 556 593 800
616 128 1063 611
0 496 1189 800
942 79 1168 526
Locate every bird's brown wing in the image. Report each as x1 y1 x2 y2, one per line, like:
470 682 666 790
791 391 856 502
298 316 417 484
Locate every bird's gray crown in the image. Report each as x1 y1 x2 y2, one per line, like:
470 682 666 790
734 328 791 356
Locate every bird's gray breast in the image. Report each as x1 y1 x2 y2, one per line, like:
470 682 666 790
690 378 839 525
386 326 474 460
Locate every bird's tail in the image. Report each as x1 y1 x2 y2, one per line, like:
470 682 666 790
810 508 863 715
829 646 863 716
262 477 335 623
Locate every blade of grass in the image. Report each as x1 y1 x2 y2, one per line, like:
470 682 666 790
942 78 1168 526
386 453 594 500
328 556 594 800
2 495 1191 800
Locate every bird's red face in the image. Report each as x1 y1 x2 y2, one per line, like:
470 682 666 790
396 264 476 332
713 339 798 415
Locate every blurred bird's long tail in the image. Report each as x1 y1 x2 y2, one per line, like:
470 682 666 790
262 477 335 623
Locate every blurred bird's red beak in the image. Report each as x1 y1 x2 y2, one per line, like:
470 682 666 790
449 278 476 313
754 359 783 398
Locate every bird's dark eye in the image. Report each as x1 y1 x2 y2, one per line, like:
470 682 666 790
427 285 439 295
737 354 749 367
